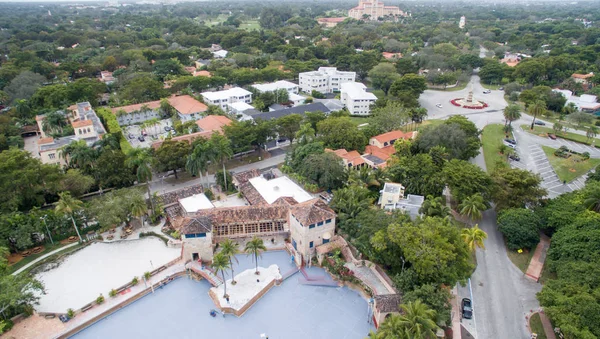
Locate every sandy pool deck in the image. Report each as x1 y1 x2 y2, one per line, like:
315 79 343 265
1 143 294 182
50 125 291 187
211 265 281 312
35 237 180 313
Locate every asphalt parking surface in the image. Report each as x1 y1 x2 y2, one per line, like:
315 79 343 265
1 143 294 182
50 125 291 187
123 119 173 148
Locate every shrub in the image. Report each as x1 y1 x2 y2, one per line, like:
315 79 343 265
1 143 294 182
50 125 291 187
204 188 214 200
96 294 105 304
131 277 139 286
498 208 541 250
109 289 117 298
582 152 590 160
67 308 75 318
144 271 151 280
311 90 325 99
140 231 169 245
0 319 14 334
170 230 180 239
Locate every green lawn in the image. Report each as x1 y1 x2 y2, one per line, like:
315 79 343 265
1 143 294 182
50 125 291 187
427 82 468 92
349 116 370 127
480 83 502 90
240 20 260 31
521 124 600 146
8 242 68 274
542 146 600 182
529 313 548 339
204 14 229 27
522 112 597 132
506 248 535 273
482 124 510 173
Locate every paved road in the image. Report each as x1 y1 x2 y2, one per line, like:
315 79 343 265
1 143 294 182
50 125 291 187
12 242 79 275
148 153 286 194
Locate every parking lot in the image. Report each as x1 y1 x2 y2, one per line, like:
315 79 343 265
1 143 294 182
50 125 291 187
123 119 173 148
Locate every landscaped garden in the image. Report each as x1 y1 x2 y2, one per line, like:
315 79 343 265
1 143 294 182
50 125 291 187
482 123 512 173
522 125 600 146
529 313 548 339
542 145 600 182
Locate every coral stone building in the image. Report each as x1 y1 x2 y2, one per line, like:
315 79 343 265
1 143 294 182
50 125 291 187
348 0 405 20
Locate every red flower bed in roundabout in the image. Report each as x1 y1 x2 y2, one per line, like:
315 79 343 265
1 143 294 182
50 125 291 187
450 99 488 109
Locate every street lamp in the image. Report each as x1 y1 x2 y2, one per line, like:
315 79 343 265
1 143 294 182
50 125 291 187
40 215 54 245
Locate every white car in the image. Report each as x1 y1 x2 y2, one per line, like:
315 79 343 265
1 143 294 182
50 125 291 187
503 142 516 149
483 89 491 94
436 103 443 108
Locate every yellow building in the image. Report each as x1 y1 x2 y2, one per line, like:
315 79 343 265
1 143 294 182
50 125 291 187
348 0 405 20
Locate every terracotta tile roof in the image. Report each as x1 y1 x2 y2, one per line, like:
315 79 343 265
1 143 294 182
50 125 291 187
571 73 594 79
184 66 196 73
151 130 215 150
316 236 345 255
500 58 519 67
38 137 54 145
289 198 335 226
194 205 288 226
71 120 93 128
326 148 366 166
233 169 262 186
374 294 402 313
372 130 415 144
111 100 161 115
273 197 298 206
171 216 212 234
382 52 403 60
317 17 346 23
193 70 212 77
168 95 208 115
239 181 268 205
196 115 232 132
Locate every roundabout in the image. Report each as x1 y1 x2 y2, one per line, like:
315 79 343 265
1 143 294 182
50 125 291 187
451 90 488 109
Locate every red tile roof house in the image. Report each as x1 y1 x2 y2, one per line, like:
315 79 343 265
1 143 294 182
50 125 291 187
151 115 233 150
111 95 208 126
327 130 417 169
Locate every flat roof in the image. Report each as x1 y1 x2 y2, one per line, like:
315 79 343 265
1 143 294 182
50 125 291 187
179 193 215 213
201 87 252 101
341 82 377 100
228 102 255 111
248 176 313 205
383 182 404 193
251 80 298 93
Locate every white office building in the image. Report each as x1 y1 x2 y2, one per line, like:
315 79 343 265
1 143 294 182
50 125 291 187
251 80 299 94
201 87 253 111
299 67 356 94
341 82 378 116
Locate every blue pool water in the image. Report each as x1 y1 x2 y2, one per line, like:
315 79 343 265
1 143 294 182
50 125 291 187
71 251 375 339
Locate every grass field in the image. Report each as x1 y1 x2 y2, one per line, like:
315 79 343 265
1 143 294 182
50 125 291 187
506 248 535 273
542 146 600 182
521 124 600 146
529 313 548 339
480 83 502 90
240 20 260 31
427 81 468 92
482 124 510 173
204 14 229 27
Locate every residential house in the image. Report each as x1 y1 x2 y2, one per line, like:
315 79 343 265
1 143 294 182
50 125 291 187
340 82 377 115
99 71 115 85
299 67 356 94
201 87 253 111
213 50 228 59
325 148 365 168
251 80 305 106
378 182 424 219
571 72 595 88
382 52 402 60
111 95 208 125
316 17 347 28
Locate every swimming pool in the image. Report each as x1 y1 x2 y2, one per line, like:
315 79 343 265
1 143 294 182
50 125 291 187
71 251 374 339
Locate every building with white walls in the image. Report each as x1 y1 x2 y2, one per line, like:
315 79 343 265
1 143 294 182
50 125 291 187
340 82 378 115
299 67 356 94
251 80 299 94
201 87 253 111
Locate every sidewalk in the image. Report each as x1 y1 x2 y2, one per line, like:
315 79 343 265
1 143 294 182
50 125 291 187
12 242 80 276
525 233 550 282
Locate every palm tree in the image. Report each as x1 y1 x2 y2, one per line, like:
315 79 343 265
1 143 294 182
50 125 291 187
586 126 598 143
211 252 231 298
529 100 547 130
126 148 154 212
553 122 563 135
396 300 439 339
60 140 97 170
220 239 240 284
55 192 84 242
461 224 488 251
42 111 68 135
295 123 315 145
210 133 233 191
130 196 147 226
458 193 487 223
186 144 209 188
245 237 267 275
419 195 451 218
584 189 600 212
503 104 521 127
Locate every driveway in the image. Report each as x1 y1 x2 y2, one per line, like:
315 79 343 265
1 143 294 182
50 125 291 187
123 119 173 148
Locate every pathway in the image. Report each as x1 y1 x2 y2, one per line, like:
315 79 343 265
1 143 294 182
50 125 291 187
525 234 551 282
12 242 80 276
344 262 391 296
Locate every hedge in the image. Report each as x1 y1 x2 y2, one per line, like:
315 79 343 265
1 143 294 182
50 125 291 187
96 107 131 151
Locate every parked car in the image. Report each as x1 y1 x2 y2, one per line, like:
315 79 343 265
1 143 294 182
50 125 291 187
509 154 520 161
128 133 135 139
436 103 443 108
548 134 557 140
164 126 172 132
534 120 546 126
483 89 491 94
503 142 516 149
138 136 145 142
504 138 517 145
141 130 147 136
462 298 473 319
499 86 504 90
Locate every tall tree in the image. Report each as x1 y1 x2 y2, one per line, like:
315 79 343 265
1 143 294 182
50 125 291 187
154 140 191 179
529 100 547 130
458 193 487 223
275 114 303 143
245 237 267 275
209 133 233 191
368 63 400 95
211 252 231 298
55 192 84 242
370 301 439 339
503 104 521 127
220 239 240 284
129 195 147 226
419 195 451 218
461 224 488 251
126 148 154 212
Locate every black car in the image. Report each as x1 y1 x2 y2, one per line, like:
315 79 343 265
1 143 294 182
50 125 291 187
504 138 517 145
509 154 520 161
534 120 546 126
138 136 145 142
164 126 172 132
462 298 473 319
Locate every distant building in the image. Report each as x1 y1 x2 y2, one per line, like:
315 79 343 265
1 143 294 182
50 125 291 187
340 82 377 116
317 17 347 28
348 0 405 20
571 72 594 86
251 80 304 106
382 52 403 60
554 89 600 114
201 87 253 111
378 182 424 219
99 71 115 85
299 67 356 94
36 102 106 166
459 15 466 29
213 50 228 59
